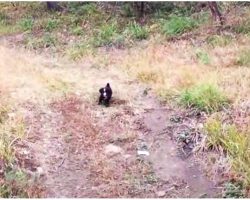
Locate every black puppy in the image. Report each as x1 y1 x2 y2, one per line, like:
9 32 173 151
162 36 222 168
98 83 112 107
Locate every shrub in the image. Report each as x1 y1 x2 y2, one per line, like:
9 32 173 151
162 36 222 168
233 20 250 34
195 49 211 65
179 83 228 113
162 15 198 36
206 35 233 47
236 49 250 67
71 26 83 36
125 22 149 40
92 22 118 47
205 117 250 187
19 18 33 31
45 18 59 32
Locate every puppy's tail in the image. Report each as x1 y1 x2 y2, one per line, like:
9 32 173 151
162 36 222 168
106 83 110 87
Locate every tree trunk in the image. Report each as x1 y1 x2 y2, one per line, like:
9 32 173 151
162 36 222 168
46 2 61 11
135 2 145 18
208 2 224 25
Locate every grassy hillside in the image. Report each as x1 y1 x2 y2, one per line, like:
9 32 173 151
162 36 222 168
0 2 250 198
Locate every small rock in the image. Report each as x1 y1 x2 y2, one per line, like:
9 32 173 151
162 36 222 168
137 150 149 156
105 144 123 156
36 167 44 176
123 154 131 159
197 123 204 130
157 190 166 197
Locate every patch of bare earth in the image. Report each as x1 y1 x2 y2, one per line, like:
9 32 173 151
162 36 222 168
20 85 220 197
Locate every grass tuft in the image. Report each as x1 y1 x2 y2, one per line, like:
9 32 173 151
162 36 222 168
206 35 233 47
179 83 228 113
125 22 149 40
195 49 211 65
162 15 198 36
235 49 250 67
205 117 250 187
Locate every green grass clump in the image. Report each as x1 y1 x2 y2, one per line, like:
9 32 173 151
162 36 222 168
25 33 58 49
179 83 228 113
233 20 250 35
66 43 93 60
236 49 250 67
19 17 34 32
68 3 98 16
195 49 211 65
0 12 8 25
125 22 149 40
92 22 118 47
0 168 30 198
162 15 198 36
206 35 233 47
71 26 83 36
205 117 250 187
45 18 60 32
223 182 245 198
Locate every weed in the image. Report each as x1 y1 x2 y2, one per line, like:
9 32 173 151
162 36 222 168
0 105 8 123
195 49 211 65
235 49 250 67
121 3 134 17
0 12 8 25
223 181 245 198
71 26 83 36
25 33 57 49
66 43 93 60
179 83 228 113
137 70 158 83
162 15 198 36
68 3 98 16
92 22 118 47
205 117 250 187
19 17 33 32
233 20 250 35
0 168 29 198
206 35 233 47
125 22 149 40
0 131 14 163
45 18 59 32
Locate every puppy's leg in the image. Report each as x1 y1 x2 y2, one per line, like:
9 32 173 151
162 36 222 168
98 95 103 105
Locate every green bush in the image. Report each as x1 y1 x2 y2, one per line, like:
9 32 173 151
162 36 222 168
92 22 118 47
236 49 250 67
205 117 250 187
196 49 211 65
19 18 33 31
125 22 149 40
179 83 228 113
162 15 198 36
71 26 84 36
233 20 250 34
45 18 60 32
206 35 233 47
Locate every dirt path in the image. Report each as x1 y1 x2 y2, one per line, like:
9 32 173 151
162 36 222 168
1 44 220 197
139 95 219 197
22 88 219 198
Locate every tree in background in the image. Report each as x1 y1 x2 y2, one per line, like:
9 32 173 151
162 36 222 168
208 2 224 25
46 2 61 11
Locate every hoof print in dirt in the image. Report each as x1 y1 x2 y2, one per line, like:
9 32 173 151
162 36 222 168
98 83 112 107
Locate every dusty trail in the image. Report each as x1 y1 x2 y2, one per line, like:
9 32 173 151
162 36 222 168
25 103 91 197
139 95 218 197
1 45 220 197
22 70 220 198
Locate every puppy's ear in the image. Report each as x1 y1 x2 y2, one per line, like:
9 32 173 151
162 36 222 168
106 83 110 87
99 88 104 93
